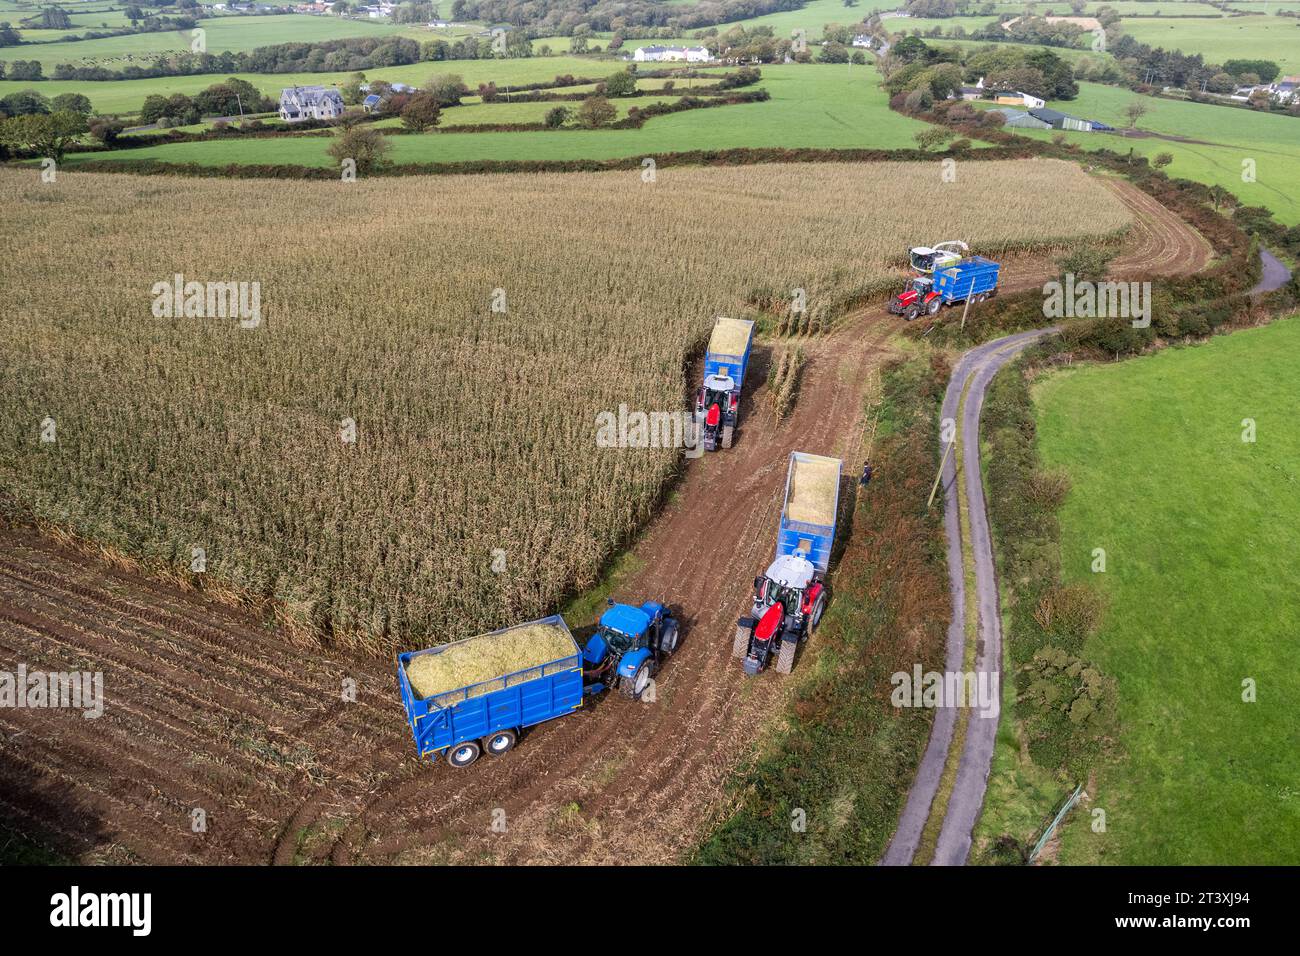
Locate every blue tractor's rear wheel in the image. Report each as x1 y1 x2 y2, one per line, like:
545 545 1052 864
621 661 654 700
660 622 679 656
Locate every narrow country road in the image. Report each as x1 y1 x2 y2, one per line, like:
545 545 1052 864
882 328 1056 866
1252 248 1292 296
933 328 1057 866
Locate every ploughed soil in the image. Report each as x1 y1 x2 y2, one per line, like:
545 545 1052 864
0 180 1210 865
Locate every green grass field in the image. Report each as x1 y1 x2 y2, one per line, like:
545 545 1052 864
1121 14 1300 74
989 1 1223 12
984 82 1300 224
0 14 419 66
924 37 1116 65
720 0 873 39
17 10 140 41
366 94 685 127
60 63 935 167
890 15 1046 37
1031 317 1300 865
1224 1 1300 10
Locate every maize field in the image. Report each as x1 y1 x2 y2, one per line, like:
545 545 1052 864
0 161 1131 655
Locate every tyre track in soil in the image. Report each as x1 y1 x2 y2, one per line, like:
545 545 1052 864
0 534 410 864
0 180 1206 865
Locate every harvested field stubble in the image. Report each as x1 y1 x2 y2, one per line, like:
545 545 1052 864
0 161 1131 656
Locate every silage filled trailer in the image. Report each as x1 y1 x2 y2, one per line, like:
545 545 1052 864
397 615 584 768
695 316 755 451
777 451 841 575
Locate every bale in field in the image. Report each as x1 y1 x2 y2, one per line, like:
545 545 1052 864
708 316 754 358
406 622 577 701
786 455 841 526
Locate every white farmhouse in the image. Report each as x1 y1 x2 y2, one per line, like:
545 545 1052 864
279 86 345 122
634 45 712 64
1269 75 1298 103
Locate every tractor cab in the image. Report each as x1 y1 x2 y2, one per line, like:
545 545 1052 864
595 602 652 654
582 600 679 700
754 552 817 615
903 275 933 297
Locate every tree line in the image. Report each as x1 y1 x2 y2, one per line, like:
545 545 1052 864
448 0 804 35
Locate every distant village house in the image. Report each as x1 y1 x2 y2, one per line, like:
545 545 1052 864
633 45 712 64
279 86 345 122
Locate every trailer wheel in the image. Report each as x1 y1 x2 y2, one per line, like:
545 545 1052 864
446 741 481 768
621 661 653 700
732 625 751 659
774 639 797 675
484 730 517 756
721 425 734 449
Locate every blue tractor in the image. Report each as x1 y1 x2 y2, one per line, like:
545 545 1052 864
581 600 679 700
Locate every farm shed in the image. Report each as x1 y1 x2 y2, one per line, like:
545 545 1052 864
1029 108 1093 133
990 107 1051 130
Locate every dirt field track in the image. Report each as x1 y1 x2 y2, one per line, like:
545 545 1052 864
0 180 1209 865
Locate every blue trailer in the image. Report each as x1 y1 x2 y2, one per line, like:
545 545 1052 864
934 256 1000 305
777 452 841 574
734 452 842 675
398 604 679 767
889 255 1001 320
397 615 583 768
696 317 755 451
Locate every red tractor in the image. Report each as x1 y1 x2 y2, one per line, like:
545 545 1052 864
695 372 739 451
888 274 942 321
732 550 828 675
